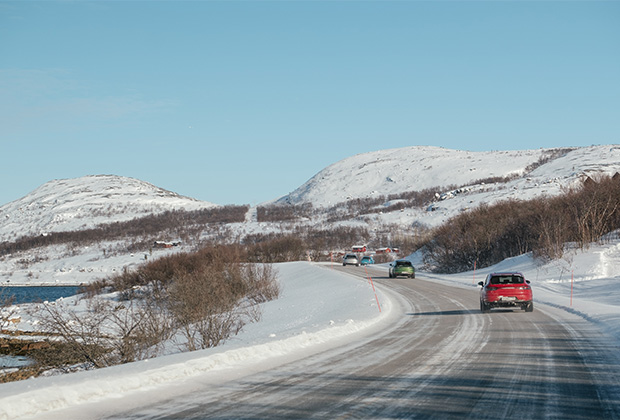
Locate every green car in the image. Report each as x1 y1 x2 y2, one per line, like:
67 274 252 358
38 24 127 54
389 259 415 278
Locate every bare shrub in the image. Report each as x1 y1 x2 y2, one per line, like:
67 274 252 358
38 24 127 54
243 263 280 304
524 148 575 173
425 174 620 272
244 235 306 263
28 244 281 371
78 279 110 299
257 203 313 222
30 296 172 368
167 268 247 351
31 299 117 368
0 205 250 257
573 175 620 248
321 188 439 222
114 246 281 352
0 294 17 331
531 198 572 261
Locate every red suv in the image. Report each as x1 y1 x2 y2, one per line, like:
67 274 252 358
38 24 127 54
478 272 533 312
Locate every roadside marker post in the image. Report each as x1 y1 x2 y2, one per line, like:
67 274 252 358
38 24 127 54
571 270 574 307
472 260 477 285
364 266 382 313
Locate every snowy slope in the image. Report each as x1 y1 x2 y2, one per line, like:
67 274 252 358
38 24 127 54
278 146 545 206
277 145 620 208
0 175 217 242
273 145 620 230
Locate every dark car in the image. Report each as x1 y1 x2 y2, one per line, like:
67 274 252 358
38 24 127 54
478 272 533 312
389 260 415 278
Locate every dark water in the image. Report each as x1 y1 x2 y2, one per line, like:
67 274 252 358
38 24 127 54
0 286 81 304
0 287 81 368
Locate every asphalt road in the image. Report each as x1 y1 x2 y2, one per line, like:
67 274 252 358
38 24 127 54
108 265 620 419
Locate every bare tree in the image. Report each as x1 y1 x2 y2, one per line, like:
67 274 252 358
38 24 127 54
0 295 17 331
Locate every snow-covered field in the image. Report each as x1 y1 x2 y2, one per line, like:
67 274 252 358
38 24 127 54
1 238 619 420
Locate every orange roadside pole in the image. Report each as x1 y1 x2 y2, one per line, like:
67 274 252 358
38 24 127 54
364 265 381 313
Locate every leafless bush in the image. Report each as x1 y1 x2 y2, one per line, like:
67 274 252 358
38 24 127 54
28 244 281 370
321 188 439 222
124 247 280 351
244 235 307 263
573 175 620 248
167 269 245 351
30 296 172 369
425 174 620 272
0 205 249 257
257 203 313 222
524 148 575 173
0 294 17 331
243 263 280 304
472 175 519 185
78 279 111 299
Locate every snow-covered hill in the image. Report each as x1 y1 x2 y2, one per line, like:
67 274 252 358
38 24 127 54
278 145 620 208
275 145 620 229
2 146 619 244
0 175 217 242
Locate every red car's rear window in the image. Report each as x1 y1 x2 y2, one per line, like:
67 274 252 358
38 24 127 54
490 275 525 285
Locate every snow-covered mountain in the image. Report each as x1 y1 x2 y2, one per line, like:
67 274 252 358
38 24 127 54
0 175 217 242
272 145 620 229
2 145 619 243
277 145 620 207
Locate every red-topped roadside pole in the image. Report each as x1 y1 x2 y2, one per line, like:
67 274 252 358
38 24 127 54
364 265 381 313
571 269 574 307
472 260 477 285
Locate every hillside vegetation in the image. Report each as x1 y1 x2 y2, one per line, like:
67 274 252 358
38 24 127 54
424 174 620 273
0 205 248 258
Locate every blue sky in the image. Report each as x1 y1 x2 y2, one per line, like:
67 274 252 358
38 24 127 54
1 1 619 207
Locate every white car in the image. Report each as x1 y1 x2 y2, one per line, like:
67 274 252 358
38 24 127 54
342 254 360 266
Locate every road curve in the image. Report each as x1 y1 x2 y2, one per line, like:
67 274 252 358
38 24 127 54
107 265 620 419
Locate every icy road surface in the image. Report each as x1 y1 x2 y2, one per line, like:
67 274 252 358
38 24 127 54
34 264 620 420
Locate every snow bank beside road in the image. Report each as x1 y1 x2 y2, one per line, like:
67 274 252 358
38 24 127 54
416 239 620 347
0 262 392 420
